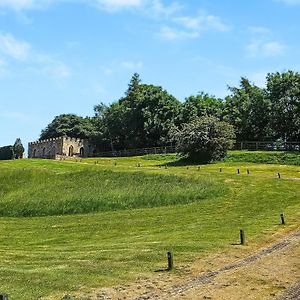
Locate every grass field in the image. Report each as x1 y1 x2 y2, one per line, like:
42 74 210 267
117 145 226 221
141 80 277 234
0 151 299 299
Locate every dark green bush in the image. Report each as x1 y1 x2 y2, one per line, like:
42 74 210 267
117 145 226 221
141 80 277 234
0 145 14 160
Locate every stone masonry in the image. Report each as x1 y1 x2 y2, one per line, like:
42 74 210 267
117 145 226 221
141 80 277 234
28 136 93 159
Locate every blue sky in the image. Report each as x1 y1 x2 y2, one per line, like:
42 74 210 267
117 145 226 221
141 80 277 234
0 0 300 150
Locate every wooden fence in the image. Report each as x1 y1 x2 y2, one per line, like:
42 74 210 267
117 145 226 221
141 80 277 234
234 141 300 151
96 146 177 157
95 141 300 157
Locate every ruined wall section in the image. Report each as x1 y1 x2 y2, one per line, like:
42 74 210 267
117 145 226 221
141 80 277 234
62 137 92 158
28 136 93 159
28 137 63 159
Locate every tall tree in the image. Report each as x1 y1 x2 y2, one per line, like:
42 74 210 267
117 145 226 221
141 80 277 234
224 78 271 141
93 74 181 150
266 71 300 141
13 138 24 159
40 114 96 140
180 92 224 123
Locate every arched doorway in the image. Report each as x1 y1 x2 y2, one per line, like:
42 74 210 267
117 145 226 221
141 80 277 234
33 149 37 158
52 146 56 158
79 147 84 157
68 145 74 157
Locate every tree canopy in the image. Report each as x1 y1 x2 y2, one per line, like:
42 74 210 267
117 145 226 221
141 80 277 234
40 114 96 140
172 116 235 162
39 71 300 155
13 138 24 159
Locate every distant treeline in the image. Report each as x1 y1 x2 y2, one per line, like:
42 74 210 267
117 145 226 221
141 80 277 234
0 138 24 160
40 71 300 151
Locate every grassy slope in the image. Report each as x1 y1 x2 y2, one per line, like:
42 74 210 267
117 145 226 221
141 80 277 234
0 152 299 299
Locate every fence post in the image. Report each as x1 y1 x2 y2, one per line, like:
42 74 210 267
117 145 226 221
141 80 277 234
280 213 285 225
167 252 173 270
240 229 245 245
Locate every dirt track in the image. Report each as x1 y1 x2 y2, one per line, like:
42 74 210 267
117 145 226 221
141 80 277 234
134 229 300 300
57 227 300 300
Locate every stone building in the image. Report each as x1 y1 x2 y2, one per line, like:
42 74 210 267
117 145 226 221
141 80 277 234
28 136 93 159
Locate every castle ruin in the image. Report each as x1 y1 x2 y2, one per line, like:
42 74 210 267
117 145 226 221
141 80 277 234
28 136 93 159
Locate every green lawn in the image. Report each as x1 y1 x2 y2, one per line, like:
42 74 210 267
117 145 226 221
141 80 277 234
0 152 299 299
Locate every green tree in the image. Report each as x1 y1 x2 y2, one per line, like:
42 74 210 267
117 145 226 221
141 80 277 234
0 146 14 160
224 78 271 141
93 74 181 150
40 114 96 140
172 116 235 163
266 71 300 141
13 138 24 159
180 92 224 123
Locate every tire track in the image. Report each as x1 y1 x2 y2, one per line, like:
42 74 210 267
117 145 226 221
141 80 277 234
135 229 300 300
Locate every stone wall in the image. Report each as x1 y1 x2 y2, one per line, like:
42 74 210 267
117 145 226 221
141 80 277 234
28 136 93 159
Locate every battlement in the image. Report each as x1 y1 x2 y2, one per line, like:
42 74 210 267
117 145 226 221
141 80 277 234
28 136 91 159
28 136 83 145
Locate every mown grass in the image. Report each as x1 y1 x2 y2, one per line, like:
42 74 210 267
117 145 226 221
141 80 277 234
225 150 300 165
0 153 299 299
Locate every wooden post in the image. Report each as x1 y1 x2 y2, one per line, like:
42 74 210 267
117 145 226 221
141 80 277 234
197 166 200 171
167 252 173 270
220 168 222 172
0 294 8 300
278 173 281 179
280 213 285 225
237 169 240 174
240 229 245 245
247 169 250 174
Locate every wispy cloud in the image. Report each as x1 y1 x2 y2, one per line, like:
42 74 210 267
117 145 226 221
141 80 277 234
246 40 286 57
158 26 199 40
0 33 31 61
174 12 230 32
121 60 143 69
158 11 230 41
245 26 287 58
92 0 143 11
0 0 146 12
0 32 71 80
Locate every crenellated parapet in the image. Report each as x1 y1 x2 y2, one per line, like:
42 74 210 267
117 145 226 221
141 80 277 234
28 136 63 145
28 136 93 159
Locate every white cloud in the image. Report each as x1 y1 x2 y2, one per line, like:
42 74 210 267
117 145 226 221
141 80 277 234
149 0 182 17
245 26 287 58
0 33 31 61
0 0 145 12
34 55 71 79
246 40 286 57
0 0 53 11
121 60 143 69
158 26 199 40
93 0 142 11
0 33 71 80
158 10 230 41
175 13 230 33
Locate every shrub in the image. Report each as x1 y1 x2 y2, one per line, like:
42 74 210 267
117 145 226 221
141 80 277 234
0 145 14 160
173 116 235 163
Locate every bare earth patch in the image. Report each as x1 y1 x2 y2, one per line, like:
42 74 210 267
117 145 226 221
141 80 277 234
55 227 300 300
